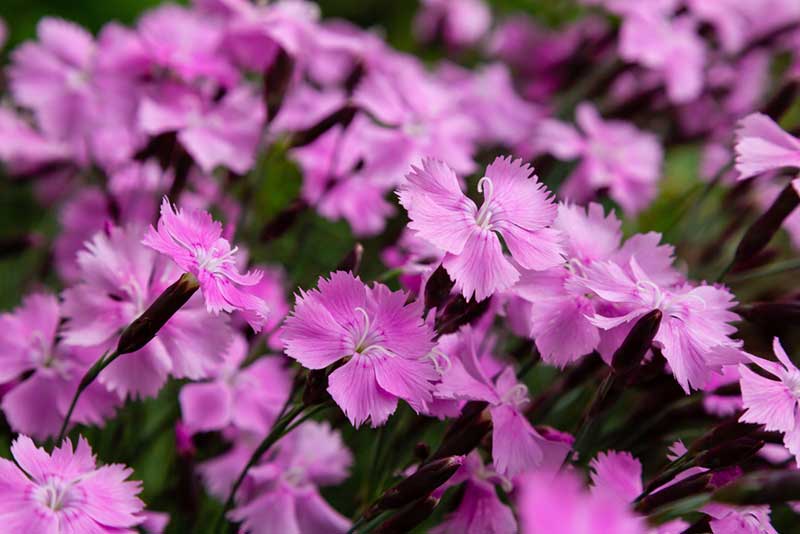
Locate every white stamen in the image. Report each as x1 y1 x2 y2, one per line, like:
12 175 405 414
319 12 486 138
475 177 495 229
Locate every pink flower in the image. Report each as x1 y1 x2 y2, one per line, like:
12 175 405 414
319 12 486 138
229 421 352 534
0 293 118 439
516 469 646 534
399 156 563 302
138 83 265 175
143 198 270 332
180 333 292 435
583 258 745 392
62 225 232 398
0 435 144 532
434 327 572 477
739 337 800 466
514 203 678 366
431 452 516 534
535 103 663 215
414 0 492 49
734 113 800 180
0 108 72 175
282 271 437 428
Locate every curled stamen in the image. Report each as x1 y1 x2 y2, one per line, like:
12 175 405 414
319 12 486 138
475 177 495 229
502 383 529 407
363 344 395 358
684 293 707 310
426 348 452 375
354 306 372 351
636 280 665 309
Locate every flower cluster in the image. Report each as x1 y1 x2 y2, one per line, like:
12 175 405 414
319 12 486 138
0 0 799 533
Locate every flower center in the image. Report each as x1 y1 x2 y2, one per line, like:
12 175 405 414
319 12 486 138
474 177 495 230
783 371 800 398
501 383 529 409
351 307 392 357
196 245 239 273
35 478 77 512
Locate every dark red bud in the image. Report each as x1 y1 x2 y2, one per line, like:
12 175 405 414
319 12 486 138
424 264 454 312
635 472 712 514
366 457 462 517
695 437 764 469
264 48 294 123
374 496 438 534
117 272 200 355
259 199 309 242
289 105 358 148
336 243 364 276
303 369 330 407
733 182 800 266
612 309 662 373
713 471 800 505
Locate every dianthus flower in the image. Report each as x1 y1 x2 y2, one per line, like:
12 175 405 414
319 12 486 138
535 103 663 215
414 0 492 49
229 421 352 534
434 327 572 477
739 337 800 465
143 198 270 332
0 435 144 532
62 225 232 398
282 271 437 428
431 452 516 534
583 258 745 393
399 156 563 301
180 333 292 435
514 203 678 366
735 113 800 180
0 293 118 439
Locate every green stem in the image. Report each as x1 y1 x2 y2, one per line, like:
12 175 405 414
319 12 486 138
216 404 306 532
377 267 404 282
726 258 800 284
56 349 119 444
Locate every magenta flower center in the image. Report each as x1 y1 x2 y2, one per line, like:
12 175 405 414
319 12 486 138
35 477 78 512
195 245 239 274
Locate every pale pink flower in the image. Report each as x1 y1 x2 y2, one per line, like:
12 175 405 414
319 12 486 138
414 0 492 49
179 333 292 435
583 258 745 392
0 435 144 532
734 113 800 180
535 103 663 215
434 327 572 477
0 108 72 175
282 271 437 428
229 421 352 534
739 337 800 465
138 83 265 175
62 225 232 398
399 156 563 301
517 469 646 534
0 293 118 439
143 198 270 332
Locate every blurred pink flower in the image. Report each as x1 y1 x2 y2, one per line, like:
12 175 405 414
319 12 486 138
282 271 437 428
414 0 492 49
0 435 144 532
735 113 800 180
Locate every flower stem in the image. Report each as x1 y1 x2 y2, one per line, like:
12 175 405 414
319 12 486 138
56 349 120 445
216 403 306 531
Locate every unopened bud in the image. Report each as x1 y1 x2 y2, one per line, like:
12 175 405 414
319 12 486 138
413 442 431 462
374 496 438 534
713 471 800 505
635 472 712 514
366 456 463 517
733 181 800 266
117 272 200 355
0 233 42 258
738 301 800 331
435 296 491 336
264 48 294 123
424 265 455 313
763 81 799 120
612 309 662 373
336 243 364 276
690 420 761 454
695 437 764 469
431 407 492 460
289 105 358 148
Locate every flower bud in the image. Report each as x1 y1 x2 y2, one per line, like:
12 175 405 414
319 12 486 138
763 81 799 120
435 295 491 336
689 419 761 454
413 442 431 462
424 264 454 312
374 496 438 534
303 369 330 407
432 406 492 460
259 199 309 242
116 272 200 355
289 105 358 148
264 48 294 123
635 472 712 514
612 309 662 373
733 181 800 266
737 301 800 331
366 456 462 517
713 471 800 505
695 437 764 469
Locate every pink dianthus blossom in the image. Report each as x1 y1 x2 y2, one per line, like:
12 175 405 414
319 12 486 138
0 435 144 532
143 197 270 332
399 156 563 301
282 271 437 428
734 113 800 180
